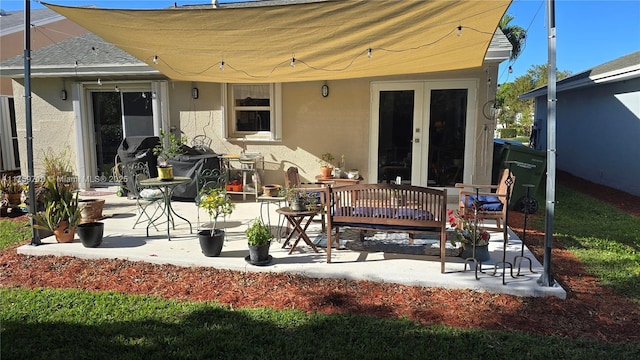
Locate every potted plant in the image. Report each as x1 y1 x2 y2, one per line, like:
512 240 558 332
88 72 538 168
284 187 311 211
32 178 82 243
153 129 187 180
245 218 274 265
196 187 235 257
318 152 335 179
447 209 491 261
0 176 24 206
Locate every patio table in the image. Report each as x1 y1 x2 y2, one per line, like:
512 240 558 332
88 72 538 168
277 207 320 254
140 176 193 240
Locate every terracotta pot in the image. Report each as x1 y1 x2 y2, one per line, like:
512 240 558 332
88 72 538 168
262 184 281 197
4 193 21 206
79 199 105 223
319 166 333 179
53 221 76 243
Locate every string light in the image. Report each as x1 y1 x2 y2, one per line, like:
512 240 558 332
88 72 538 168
114 85 120 92
141 92 147 98
290 56 296 67
367 48 372 58
153 55 158 64
97 78 102 86
508 66 513 74
457 25 462 37
219 60 225 71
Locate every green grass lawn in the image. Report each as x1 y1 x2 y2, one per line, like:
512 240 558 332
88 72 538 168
2 287 638 359
1 185 639 358
531 184 640 302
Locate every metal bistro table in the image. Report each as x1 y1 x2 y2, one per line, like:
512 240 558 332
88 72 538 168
140 176 193 240
276 207 320 254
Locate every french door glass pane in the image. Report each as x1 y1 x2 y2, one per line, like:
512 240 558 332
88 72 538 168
377 90 414 184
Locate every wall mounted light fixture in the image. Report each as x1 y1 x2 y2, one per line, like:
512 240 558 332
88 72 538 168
192 87 199 99
321 83 329 98
60 89 67 101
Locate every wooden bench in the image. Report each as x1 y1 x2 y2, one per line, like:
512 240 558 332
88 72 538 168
324 184 448 273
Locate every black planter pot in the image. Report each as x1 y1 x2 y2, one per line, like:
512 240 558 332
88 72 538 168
248 243 271 264
199 229 225 257
77 222 104 248
460 244 491 262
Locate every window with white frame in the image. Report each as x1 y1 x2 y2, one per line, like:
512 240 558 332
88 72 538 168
226 83 280 140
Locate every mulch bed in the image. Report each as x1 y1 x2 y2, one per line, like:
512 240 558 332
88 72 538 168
1 171 639 343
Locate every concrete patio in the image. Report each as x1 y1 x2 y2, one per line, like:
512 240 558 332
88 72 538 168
17 189 566 299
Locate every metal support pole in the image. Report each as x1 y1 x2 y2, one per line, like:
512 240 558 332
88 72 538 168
24 0 40 246
539 0 556 287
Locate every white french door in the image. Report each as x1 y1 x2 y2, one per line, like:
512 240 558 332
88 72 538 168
370 80 477 188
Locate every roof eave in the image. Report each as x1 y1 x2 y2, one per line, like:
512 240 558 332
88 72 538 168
0 64 160 78
520 65 640 100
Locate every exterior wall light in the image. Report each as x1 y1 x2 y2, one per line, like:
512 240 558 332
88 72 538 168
192 87 199 99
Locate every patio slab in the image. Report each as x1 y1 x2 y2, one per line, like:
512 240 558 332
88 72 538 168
17 190 566 299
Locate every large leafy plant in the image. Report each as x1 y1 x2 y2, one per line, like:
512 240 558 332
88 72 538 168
32 178 82 232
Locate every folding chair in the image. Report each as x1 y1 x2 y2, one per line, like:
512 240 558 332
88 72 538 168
126 162 164 230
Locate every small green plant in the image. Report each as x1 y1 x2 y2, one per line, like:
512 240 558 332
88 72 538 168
31 178 82 233
153 129 187 166
245 218 273 246
197 187 234 235
318 152 335 168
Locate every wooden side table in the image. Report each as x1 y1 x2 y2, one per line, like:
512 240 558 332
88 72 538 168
276 207 320 254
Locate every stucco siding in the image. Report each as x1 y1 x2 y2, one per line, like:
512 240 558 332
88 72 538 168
533 79 640 196
12 66 497 188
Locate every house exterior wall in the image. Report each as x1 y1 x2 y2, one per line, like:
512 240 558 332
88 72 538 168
12 77 78 178
532 78 640 196
12 65 498 188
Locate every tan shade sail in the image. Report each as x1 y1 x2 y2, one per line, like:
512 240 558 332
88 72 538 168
45 0 511 83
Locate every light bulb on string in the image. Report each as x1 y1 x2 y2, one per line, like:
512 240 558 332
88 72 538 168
97 78 102 86
142 92 147 98
508 66 513 74
114 85 120 92
153 55 158 64
367 48 372 58
290 56 296 67
457 25 462 37
219 61 225 71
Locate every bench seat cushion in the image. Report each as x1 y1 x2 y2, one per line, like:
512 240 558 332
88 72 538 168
332 222 439 232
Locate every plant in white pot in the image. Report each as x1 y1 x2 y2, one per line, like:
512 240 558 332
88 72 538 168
196 187 235 257
245 218 274 265
153 129 186 180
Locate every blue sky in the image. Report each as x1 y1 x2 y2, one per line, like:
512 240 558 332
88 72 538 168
3 0 639 85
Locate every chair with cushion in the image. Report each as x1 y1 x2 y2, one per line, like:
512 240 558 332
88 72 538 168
455 168 514 230
195 167 228 229
126 162 164 230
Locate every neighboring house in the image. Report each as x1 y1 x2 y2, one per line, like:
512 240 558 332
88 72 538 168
1 1 512 195
520 51 640 197
0 7 90 173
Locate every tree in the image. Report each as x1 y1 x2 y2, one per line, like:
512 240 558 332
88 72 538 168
499 14 526 61
496 64 571 137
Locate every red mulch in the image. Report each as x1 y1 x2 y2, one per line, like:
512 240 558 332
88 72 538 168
1 171 639 343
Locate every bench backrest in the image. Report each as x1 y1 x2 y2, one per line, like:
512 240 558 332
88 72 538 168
325 184 447 228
